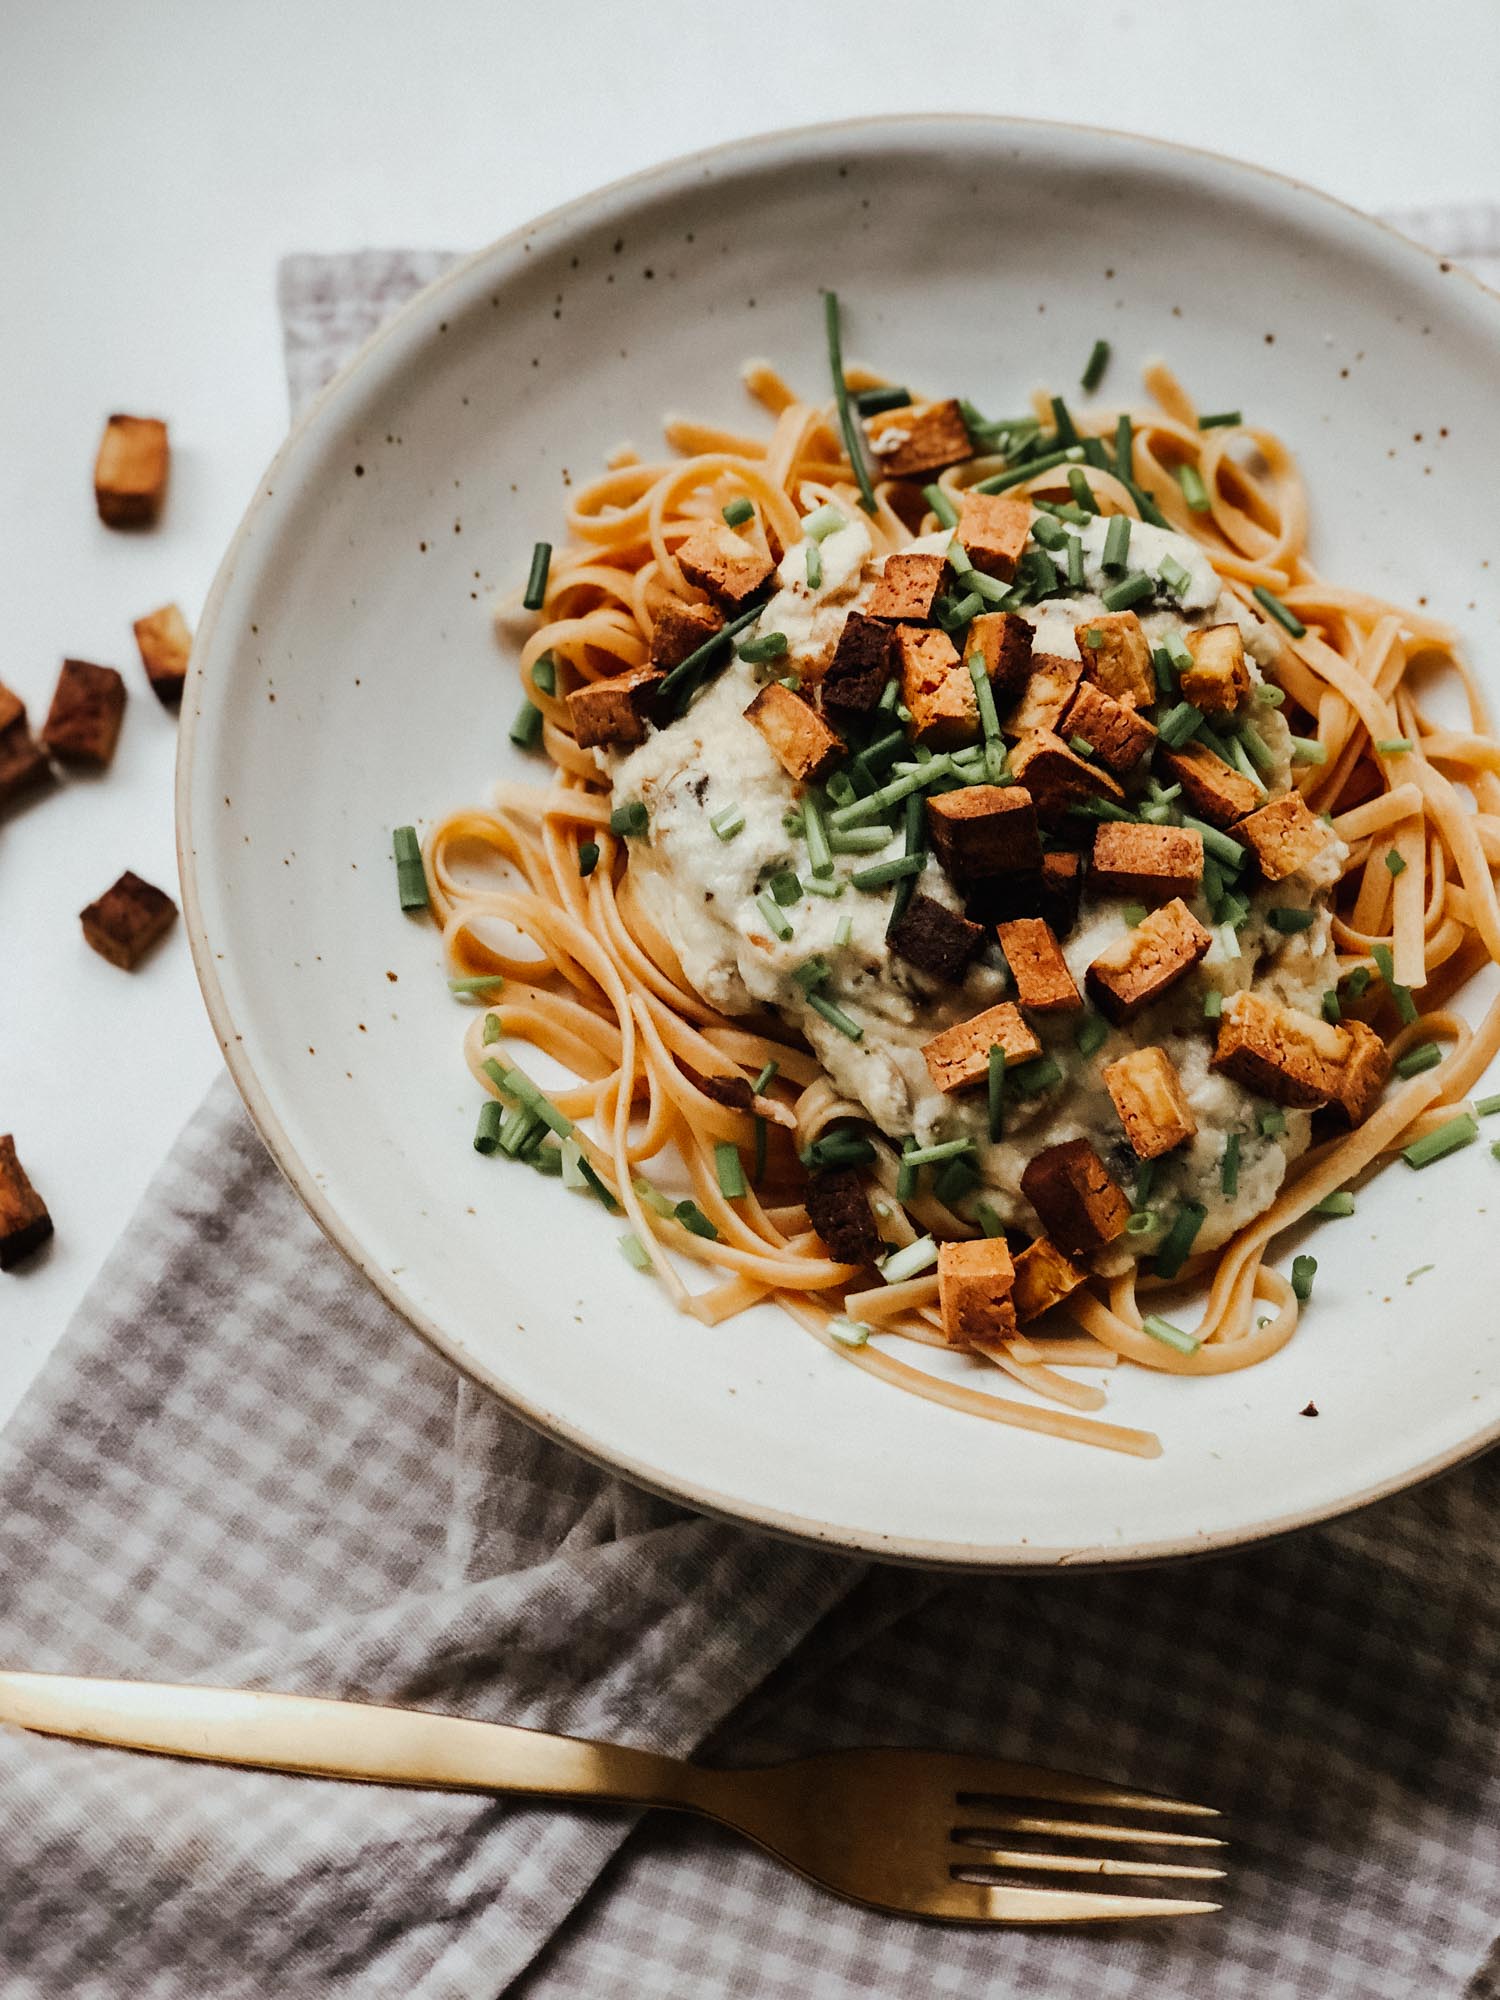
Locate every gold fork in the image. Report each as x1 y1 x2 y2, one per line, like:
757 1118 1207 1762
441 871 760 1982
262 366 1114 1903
0 1671 1223 1924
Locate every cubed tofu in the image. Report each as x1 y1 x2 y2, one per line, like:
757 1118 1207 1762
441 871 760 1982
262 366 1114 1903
955 492 1031 582
1211 991 1351 1108
743 681 845 783
649 594 724 670
1180 623 1251 716
132 602 193 706
1004 654 1082 738
864 398 972 480
938 1237 1017 1345
79 870 178 970
887 892 986 982
1020 1138 1131 1256
1008 730 1125 825
1040 849 1084 936
1156 742 1262 827
1328 1019 1391 1126
40 659 126 767
1011 1235 1087 1322
0 719 49 807
995 917 1082 1013
675 525 774 610
963 610 1034 697
1102 1046 1198 1159
821 611 895 721
921 1002 1043 1094
94 414 169 528
567 665 664 749
867 552 950 623
1075 610 1154 709
0 681 23 735
926 784 1042 881
896 625 975 748
1085 898 1213 1023
805 1167 882 1266
0 1134 53 1271
1061 679 1157 775
1089 822 1204 902
1236 791 1331 882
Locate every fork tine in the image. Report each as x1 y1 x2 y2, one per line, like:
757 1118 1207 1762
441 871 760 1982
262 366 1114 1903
951 1851 1225 1882
952 1815 1226 1849
926 1879 1220 1923
956 1763 1219 1817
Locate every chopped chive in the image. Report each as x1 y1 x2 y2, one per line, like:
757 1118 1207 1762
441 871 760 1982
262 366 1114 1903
1402 1113 1478 1169
827 826 893 854
1151 646 1176 696
710 805 744 842
1268 906 1316 934
807 992 864 1040
880 1234 939 1284
922 484 959 530
531 1143 564 1178
1314 1191 1356 1217
448 974 505 995
631 1177 677 1220
495 1107 540 1159
769 869 802 906
578 840 601 877
1064 535 1085 589
1080 338 1111 393
1066 465 1096 515
792 955 832 993
968 652 1003 749
933 1157 980 1206
1179 816 1246 871
482 1011 502 1045
509 697 544 749
1322 989 1342 1024
1125 1210 1158 1237
1237 721 1277 776
1371 943 1419 1024
1254 682 1286 707
1375 738 1414 756
895 1139 918 1203
987 1044 1007 1141
755 890 794 941
833 913 853 948
1029 515 1067 553
1153 1201 1207 1280
1395 1040 1443 1078
1291 1254 1317 1302
1259 1109 1287 1138
1383 847 1408 879
902 1137 975 1169
674 1198 719 1240
1009 1055 1064 1096
1050 395 1080 446
1141 1313 1201 1356
1069 735 1095 760
850 853 927 890
1198 410 1242 430
1114 411 1133 475
530 654 557 697
803 1130 875 1170
1252 585 1307 637
657 601 764 713
1101 513 1132 572
571 1156 616 1210
1341 968 1370 1004
828 1316 872 1348
1115 902 1145 929
1220 1133 1241 1199
1289 735 1327 765
1037 497 1093 526
722 497 754 528
473 1101 505 1154
976 1201 1005 1239
829 756 954 829
804 542 823 591
853 384 911 415
972 444 1086 495
393 825 428 911
1203 989 1224 1020
1226 734 1267 794
803 502 848 542
1065 795 1138 824
1176 463 1211 513
494 1063 573 1138
1157 553 1194 599
751 1060 778 1096
618 1231 650 1270
823 291 877 515
941 590 985 627
1475 1093 1500 1117
523 541 552 611
738 630 789 664
1101 570 1154 612
801 794 834 879
610 801 650 840
1075 1013 1109 1056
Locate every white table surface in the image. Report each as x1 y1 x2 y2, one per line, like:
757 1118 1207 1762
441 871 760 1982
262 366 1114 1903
4 0 1498 1427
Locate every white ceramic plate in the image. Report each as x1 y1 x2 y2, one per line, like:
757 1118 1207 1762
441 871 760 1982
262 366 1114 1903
179 117 1500 1568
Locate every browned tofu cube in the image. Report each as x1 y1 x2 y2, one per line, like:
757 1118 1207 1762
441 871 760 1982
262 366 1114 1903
996 917 1082 1013
567 664 664 749
926 784 1041 882
0 719 49 807
1328 1019 1391 1125
94 414 169 528
1004 654 1082 737
805 1167 882 1266
0 681 23 735
864 399 972 480
1156 743 1261 827
132 603 193 706
1103 1046 1198 1159
867 552 950 623
1040 850 1084 936
1236 791 1331 882
921 1002 1043 1094
675 525 774 611
79 869 178 970
821 612 895 721
1020 1138 1131 1256
963 610 1034 697
1085 898 1213 1024
1180 623 1251 716
0 1135 53 1270
1211 991 1351 1108
955 492 1031 582
896 625 975 748
1061 679 1157 775
649 594 723 669
887 892 985 982
1076 610 1154 709
744 682 845 783
1008 730 1125 825
1012 1235 1087 1321
938 1237 1017 1345
1089 823 1204 902
41 660 126 767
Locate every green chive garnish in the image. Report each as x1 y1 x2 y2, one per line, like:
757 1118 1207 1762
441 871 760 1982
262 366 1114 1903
523 541 552 611
755 890 793 941
1066 465 1096 515
1291 1254 1317 1302
710 805 744 842
1101 513 1132 572
482 1012 502 1045
1203 989 1224 1020
1141 1312 1201 1355
739 631 789 665
618 1232 650 1270
1176 463 1211 513
1268 906 1316 934
1259 1110 1288 1140
1181 816 1246 869
1238 721 1278 776
1371 942 1419 1025
673 1198 719 1240
803 1130 874 1170
1009 1055 1064 1097
807 993 863 1040
1157 553 1193 599
1375 738 1414 756
1051 395 1080 447
972 445 1086 496
802 795 834 879
393 825 428 910
828 826 891 854
1069 735 1095 760
804 542 823 591
609 800 648 838
901 1137 975 1169
768 869 802 906
1153 1201 1207 1279
850 853 927 891
510 698 544 749
923 484 959 530
987 1045 1006 1142
1220 1133 1240 1199
474 1101 505 1154
853 384 911 415
448 974 505 995
1252 585 1306 637
976 1201 1004 1238
823 291 877 516
657 601 764 714
1395 1041 1442 1078
722 498 754 528
1289 736 1327 765
1315 1191 1355 1217
530 654 557 696
1322 989 1341 1024
1080 339 1110 392
1198 410 1242 430
829 757 954 829
578 840 600 877
1101 570 1153 612
933 1157 980 1207
792 956 831 993
828 1316 872 1347
880 1235 939 1284
896 1140 918 1203
1125 1211 1158 1237
1384 848 1408 878
1475 1093 1500 1117
1403 1113 1478 1169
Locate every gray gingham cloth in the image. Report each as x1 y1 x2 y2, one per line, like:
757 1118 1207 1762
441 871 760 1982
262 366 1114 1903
3 207 1499 2000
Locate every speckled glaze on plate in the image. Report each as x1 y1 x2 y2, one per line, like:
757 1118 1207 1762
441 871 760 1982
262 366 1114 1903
178 118 1500 1569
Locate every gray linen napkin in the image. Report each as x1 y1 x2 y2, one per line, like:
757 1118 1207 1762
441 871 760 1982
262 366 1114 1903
2 204 1499 2000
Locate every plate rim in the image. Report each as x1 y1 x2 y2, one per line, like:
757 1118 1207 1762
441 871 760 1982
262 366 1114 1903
176 111 1500 1570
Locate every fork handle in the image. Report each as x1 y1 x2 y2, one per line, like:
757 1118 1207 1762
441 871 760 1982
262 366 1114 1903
0 1671 708 1811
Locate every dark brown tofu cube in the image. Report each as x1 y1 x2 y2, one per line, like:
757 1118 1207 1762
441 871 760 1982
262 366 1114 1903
1156 743 1261 827
805 1167 882 1266
1075 610 1154 709
1329 1019 1391 1125
41 660 126 768
1180 624 1250 716
1020 1138 1131 1256
1060 680 1157 775
1089 822 1204 902
1211 991 1352 1109
955 492 1031 582
864 399 972 480
1040 849 1084 936
821 612 895 721
887 892 986 982
921 1002 1043 1094
1085 898 1213 1024
896 626 975 748
0 719 50 807
1011 1236 1087 1321
650 594 724 669
1102 1047 1198 1158
675 525 774 610
567 665 664 750
926 784 1042 882
94 414 169 527
79 869 178 970
938 1237 1017 1345
744 682 845 783
1008 730 1125 825
866 553 950 623
1236 792 1331 882
133 603 193 706
0 1135 53 1270
963 611 1034 697
995 917 1082 1013
1004 654 1082 738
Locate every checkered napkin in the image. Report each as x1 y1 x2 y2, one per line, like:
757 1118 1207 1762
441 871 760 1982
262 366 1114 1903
2 207 1498 2000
